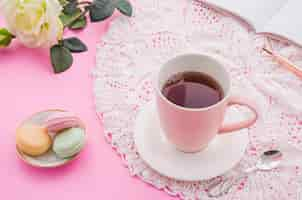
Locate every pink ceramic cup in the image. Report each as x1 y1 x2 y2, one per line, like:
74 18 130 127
156 54 258 153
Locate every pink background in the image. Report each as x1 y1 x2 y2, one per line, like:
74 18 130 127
0 15 175 199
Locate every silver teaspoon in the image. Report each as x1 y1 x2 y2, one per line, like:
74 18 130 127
207 150 283 198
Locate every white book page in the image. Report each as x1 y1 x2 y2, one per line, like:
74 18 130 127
208 0 287 30
262 0 302 44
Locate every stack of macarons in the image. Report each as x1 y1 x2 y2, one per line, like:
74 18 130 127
16 112 85 159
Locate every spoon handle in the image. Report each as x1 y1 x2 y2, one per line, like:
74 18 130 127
207 174 246 198
207 166 257 198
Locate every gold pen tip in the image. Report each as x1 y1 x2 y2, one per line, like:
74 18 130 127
262 47 273 55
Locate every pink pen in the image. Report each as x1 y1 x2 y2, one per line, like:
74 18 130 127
263 47 302 79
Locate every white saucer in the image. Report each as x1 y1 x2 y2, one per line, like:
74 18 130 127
134 102 249 181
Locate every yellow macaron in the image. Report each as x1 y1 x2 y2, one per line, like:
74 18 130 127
16 124 52 156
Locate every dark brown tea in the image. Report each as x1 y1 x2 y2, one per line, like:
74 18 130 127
162 71 224 108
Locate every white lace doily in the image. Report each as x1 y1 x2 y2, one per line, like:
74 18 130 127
93 0 302 199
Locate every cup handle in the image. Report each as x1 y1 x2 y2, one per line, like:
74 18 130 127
219 96 258 133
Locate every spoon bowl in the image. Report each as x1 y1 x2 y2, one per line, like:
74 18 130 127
257 150 283 170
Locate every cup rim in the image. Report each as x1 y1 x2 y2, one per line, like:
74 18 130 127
155 53 231 112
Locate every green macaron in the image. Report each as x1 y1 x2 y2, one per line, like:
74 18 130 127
52 128 85 158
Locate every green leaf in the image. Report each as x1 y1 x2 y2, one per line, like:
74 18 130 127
63 1 78 14
94 0 111 7
58 0 68 6
0 28 14 48
60 8 83 26
60 13 73 26
0 36 12 47
115 0 132 17
62 37 87 53
0 28 11 35
69 15 87 30
50 45 73 73
89 0 114 22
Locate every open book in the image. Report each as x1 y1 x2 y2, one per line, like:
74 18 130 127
206 0 302 45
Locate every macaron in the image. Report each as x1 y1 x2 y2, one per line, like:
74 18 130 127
16 124 52 156
45 112 84 133
52 128 85 158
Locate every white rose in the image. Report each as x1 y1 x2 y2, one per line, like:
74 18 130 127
0 0 64 48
